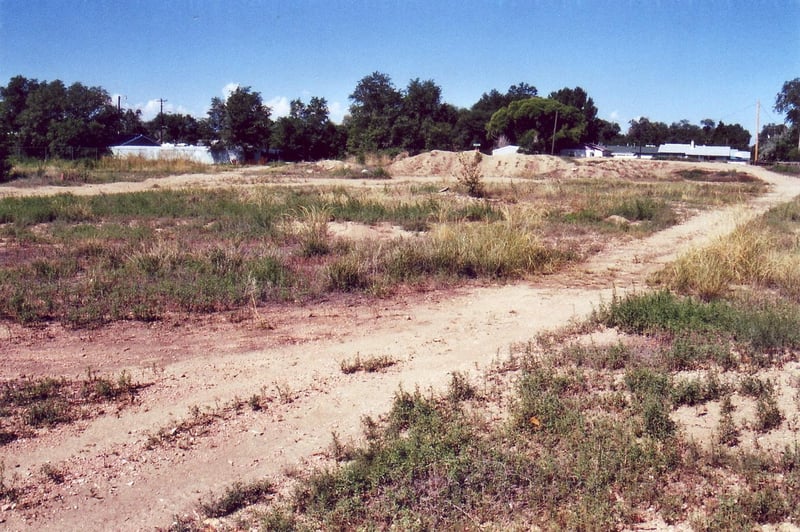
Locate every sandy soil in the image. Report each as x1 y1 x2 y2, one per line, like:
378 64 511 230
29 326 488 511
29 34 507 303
1 157 799 530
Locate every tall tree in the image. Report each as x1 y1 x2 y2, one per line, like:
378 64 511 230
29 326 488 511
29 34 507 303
146 113 201 144
775 78 800 155
455 82 538 151
626 117 669 147
272 96 343 161
548 86 600 142
208 86 272 161
775 78 800 128
5 78 120 158
392 78 457 154
487 97 585 154
346 71 403 153
668 119 703 144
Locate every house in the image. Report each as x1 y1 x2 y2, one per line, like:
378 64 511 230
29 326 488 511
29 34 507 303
492 145 520 156
110 135 235 164
657 142 751 164
559 144 611 158
604 145 659 159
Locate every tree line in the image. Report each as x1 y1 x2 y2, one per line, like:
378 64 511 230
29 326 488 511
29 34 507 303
1 72 799 180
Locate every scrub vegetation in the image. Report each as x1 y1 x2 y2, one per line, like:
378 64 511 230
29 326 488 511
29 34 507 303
0 172 762 329
166 195 800 531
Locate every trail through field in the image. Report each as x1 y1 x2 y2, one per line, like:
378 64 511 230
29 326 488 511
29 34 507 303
1 163 799 530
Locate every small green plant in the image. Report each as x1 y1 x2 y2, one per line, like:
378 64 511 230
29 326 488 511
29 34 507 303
755 392 784 432
447 371 476 402
716 396 740 447
339 353 397 374
200 479 274 518
456 151 485 198
671 371 725 407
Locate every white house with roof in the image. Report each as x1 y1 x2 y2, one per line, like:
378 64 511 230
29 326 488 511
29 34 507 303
110 135 236 164
558 144 611 158
657 142 751 164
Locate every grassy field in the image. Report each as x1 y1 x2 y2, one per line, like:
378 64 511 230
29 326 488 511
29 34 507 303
3 160 795 530
205 198 800 531
0 166 763 328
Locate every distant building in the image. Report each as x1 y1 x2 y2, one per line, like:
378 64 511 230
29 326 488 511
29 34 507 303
492 145 520 156
604 145 659 159
110 135 235 164
559 144 611 158
657 142 751 164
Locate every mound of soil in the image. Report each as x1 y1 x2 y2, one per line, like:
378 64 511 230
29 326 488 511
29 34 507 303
388 150 573 178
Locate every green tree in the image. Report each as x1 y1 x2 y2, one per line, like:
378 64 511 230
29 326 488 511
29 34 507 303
709 121 750 150
346 71 403 154
272 96 343 161
207 87 272 162
486 97 585 154
146 113 201 145
548 86 600 142
454 83 538 151
596 119 623 144
757 123 793 161
667 119 703 144
0 120 11 181
391 78 458 154
626 117 669 147
775 78 800 157
7 78 120 158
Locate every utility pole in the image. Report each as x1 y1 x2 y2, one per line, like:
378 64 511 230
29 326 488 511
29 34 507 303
550 110 559 155
754 100 760 164
158 98 168 143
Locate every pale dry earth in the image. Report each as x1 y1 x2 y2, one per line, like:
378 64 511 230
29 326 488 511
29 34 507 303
0 157 799 530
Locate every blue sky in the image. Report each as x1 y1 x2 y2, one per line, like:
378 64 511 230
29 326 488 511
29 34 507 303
1 0 798 139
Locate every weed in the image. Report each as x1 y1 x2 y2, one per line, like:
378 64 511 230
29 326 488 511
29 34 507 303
274 381 294 404
641 395 676 440
671 371 725 407
339 353 397 374
0 460 20 502
447 371 476 402
329 431 354 462
259 506 298 531
755 392 784 432
716 396 740 447
456 151 485 198
739 375 775 398
40 463 67 484
200 479 274 518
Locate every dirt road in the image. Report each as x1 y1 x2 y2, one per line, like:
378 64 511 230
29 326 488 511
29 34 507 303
1 162 798 530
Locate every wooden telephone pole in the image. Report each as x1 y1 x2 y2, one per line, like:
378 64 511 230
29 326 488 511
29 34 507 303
754 100 760 164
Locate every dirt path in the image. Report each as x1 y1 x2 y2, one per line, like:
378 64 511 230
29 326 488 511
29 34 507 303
1 164 798 530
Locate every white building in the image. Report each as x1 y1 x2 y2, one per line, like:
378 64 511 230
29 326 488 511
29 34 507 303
110 135 237 164
657 142 751 164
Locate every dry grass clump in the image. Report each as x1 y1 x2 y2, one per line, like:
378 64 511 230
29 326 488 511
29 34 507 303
655 201 800 300
7 156 213 186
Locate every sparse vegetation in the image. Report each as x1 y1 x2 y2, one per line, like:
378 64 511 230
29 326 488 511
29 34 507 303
1 160 796 529
456 150 485 197
0 371 143 443
339 353 397 374
200 479 274 518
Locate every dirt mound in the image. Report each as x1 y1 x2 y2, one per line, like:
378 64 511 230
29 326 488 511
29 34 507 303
388 150 574 178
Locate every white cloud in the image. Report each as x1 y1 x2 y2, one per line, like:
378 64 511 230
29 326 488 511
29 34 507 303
222 82 239 99
328 101 345 124
266 96 291 119
609 110 620 122
135 99 190 121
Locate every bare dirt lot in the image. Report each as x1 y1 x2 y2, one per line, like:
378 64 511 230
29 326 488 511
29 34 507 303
1 157 799 530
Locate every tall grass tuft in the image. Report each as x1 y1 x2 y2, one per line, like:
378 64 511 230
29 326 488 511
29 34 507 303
657 199 800 300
